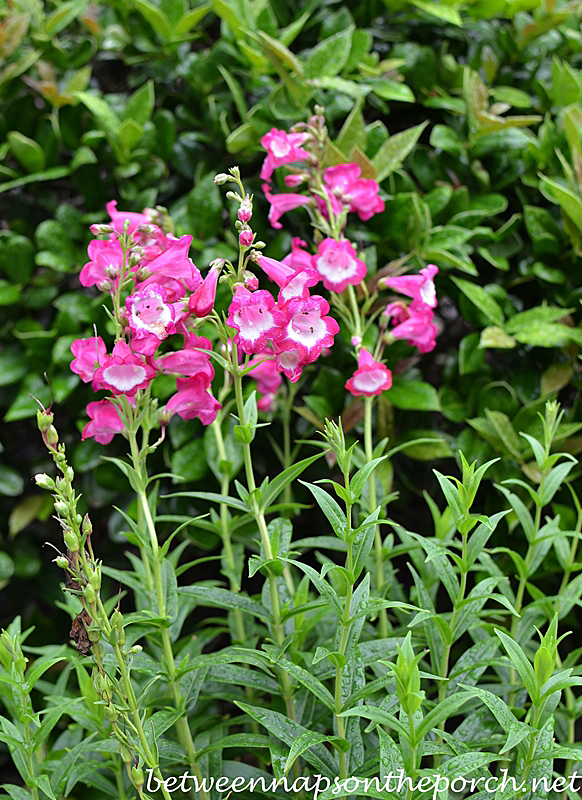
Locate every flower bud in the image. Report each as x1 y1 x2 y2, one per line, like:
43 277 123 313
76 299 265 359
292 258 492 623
229 166 241 179
131 765 145 788
134 266 151 282
111 609 124 632
127 251 142 268
239 228 254 248
34 473 55 491
37 410 54 432
350 335 362 347
214 173 230 184
128 645 143 655
238 197 252 223
242 270 259 291
84 584 96 604
46 425 59 446
54 500 68 517
119 743 134 764
103 704 119 722
82 514 93 537
253 240 266 249
105 264 119 279
55 556 69 569
90 223 114 235
88 627 100 643
135 223 157 236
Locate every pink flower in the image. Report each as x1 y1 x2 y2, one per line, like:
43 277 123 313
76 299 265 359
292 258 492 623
165 375 221 425
273 345 304 383
387 302 438 354
70 337 107 382
324 164 384 221
345 349 392 397
260 129 310 182
263 185 311 229
138 234 202 300
80 239 124 288
281 238 313 272
277 295 339 364
92 340 156 396
126 284 176 356
255 252 319 306
189 261 221 318
227 286 286 355
312 238 367 293
106 200 151 235
382 265 438 309
82 399 127 445
239 228 254 247
154 334 214 384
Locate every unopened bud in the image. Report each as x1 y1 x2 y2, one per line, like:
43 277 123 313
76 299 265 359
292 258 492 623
55 556 69 569
34 473 55 490
135 223 157 236
47 425 59 446
37 410 54 432
158 408 172 428
229 166 241 179
127 251 142 268
253 240 266 249
134 266 151 282
111 609 124 632
242 271 259 291
84 584 96 604
131 765 145 788
90 223 114 235
238 197 253 223
103 704 119 722
105 264 119 279
239 228 254 247
54 501 68 517
119 743 134 764
82 514 92 537
214 173 230 184
351 335 362 347
225 191 239 201
88 627 100 643
128 645 143 655
97 280 112 293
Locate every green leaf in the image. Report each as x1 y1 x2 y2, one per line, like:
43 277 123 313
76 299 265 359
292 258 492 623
304 27 354 80
479 326 516 349
178 586 270 621
275 660 336 711
235 702 338 777
414 692 472 741
123 80 155 127
336 101 367 155
45 0 88 36
7 131 45 173
495 629 538 701
285 558 343 618
411 0 462 25
0 465 24 496
301 481 346 539
284 730 348 776
171 438 209 483
133 0 173 39
539 175 582 232
260 452 322 512
174 4 211 35
388 379 440 411
452 276 505 326
350 457 387 503
371 121 428 182
75 92 120 142
164 490 249 511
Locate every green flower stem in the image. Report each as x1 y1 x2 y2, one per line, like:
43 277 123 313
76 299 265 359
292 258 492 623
231 348 297 723
364 396 388 639
212 417 248 645
334 539 354 799
127 431 208 800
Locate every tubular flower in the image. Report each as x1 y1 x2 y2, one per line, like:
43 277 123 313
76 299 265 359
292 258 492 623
138 234 202 300
154 334 214 384
80 239 124 288
92 340 156 396
126 284 176 355
188 261 221 318
106 200 152 235
70 337 107 383
227 286 286 355
312 238 367 293
263 185 311 230
386 302 438 354
324 164 384 220
345 348 392 397
281 238 313 272
260 129 310 182
273 344 304 383
255 253 319 306
277 295 339 364
165 375 221 425
381 264 438 309
82 399 127 444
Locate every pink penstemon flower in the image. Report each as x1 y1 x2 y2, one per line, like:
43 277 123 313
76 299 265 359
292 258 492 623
92 340 156 396
345 348 392 397
70 336 107 383
312 238 367 293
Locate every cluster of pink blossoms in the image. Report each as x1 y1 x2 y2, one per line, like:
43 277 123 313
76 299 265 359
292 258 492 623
259 121 439 398
71 203 223 443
